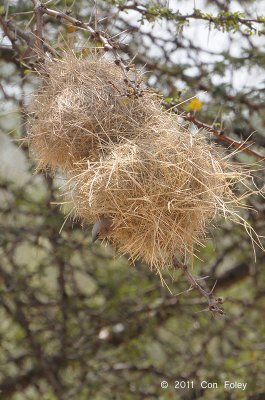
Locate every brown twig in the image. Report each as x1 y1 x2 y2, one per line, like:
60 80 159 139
39 4 142 97
170 108 265 161
0 15 21 55
31 0 44 56
0 15 57 65
172 257 225 315
117 4 265 35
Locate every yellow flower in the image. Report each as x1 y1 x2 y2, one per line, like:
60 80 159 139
187 98 203 111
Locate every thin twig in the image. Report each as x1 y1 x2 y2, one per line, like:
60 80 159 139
116 4 265 34
168 107 265 161
39 4 142 96
0 16 57 62
173 257 225 315
31 0 44 56
0 15 21 54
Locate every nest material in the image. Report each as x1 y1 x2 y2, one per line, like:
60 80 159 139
27 52 160 171
27 51 252 270
66 115 241 270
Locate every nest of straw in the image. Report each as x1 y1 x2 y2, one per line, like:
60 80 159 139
27 52 160 171
28 51 252 270
66 115 241 270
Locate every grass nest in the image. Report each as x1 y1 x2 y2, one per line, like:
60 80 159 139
65 115 247 270
27 50 258 271
27 51 160 171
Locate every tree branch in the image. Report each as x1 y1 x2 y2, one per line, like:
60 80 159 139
170 109 265 161
185 113 265 160
173 257 225 315
31 0 44 56
39 4 143 97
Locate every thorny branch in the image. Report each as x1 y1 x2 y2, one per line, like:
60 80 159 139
179 111 265 161
38 4 143 97
172 257 225 315
1 1 264 150
115 3 265 35
2 3 264 161
1 1 142 96
0 15 57 62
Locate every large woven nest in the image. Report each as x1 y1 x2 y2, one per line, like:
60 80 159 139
27 50 254 270
27 52 160 171
66 115 242 270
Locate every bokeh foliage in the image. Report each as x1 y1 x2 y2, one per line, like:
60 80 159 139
0 1 264 399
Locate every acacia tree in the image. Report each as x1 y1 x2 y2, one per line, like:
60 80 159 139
0 1 264 399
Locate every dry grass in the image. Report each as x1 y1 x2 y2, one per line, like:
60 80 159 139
65 114 247 270
27 50 260 271
27 51 160 171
